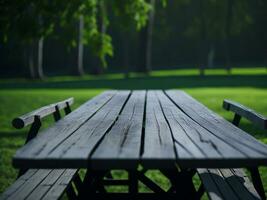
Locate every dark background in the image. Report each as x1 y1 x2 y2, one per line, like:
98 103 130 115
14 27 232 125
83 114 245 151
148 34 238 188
1 0 266 77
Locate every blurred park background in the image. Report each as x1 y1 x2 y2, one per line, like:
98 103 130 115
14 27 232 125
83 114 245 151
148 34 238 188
0 0 267 197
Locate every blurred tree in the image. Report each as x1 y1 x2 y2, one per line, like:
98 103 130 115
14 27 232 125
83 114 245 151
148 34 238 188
138 0 155 74
0 0 158 77
224 0 234 74
0 0 81 78
181 0 252 75
111 0 152 76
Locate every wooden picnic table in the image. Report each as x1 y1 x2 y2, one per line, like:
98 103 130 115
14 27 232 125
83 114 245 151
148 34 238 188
11 90 267 199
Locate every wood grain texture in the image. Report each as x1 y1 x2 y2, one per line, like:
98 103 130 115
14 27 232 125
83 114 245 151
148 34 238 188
12 97 74 129
42 169 77 200
13 91 117 168
223 99 267 129
91 91 145 169
47 90 131 168
141 91 176 167
157 91 248 167
166 90 267 166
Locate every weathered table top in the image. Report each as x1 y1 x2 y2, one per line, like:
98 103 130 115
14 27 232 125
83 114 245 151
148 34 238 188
13 90 267 169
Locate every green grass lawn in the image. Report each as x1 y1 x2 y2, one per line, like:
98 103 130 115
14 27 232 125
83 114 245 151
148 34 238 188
0 67 267 197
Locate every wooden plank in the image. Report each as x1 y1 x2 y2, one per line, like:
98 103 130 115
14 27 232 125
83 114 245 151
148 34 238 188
1 169 77 200
166 90 267 165
25 169 65 200
198 168 261 200
55 97 74 110
91 91 145 169
12 97 74 129
199 168 240 200
219 169 260 200
42 169 77 200
45 91 131 168
12 106 55 129
231 169 261 199
0 170 37 200
156 91 246 167
223 99 267 129
209 169 240 200
141 91 176 167
6 169 51 200
197 168 223 200
13 91 117 169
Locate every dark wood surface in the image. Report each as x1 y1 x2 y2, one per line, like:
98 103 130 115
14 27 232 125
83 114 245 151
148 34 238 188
223 99 267 129
13 90 267 169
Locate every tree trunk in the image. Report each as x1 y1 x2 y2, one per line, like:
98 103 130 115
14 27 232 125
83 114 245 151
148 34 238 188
146 0 155 73
28 42 35 79
37 37 44 79
138 0 155 74
26 38 44 79
198 0 208 76
92 0 106 75
224 0 234 74
207 44 215 69
122 32 130 78
77 15 85 76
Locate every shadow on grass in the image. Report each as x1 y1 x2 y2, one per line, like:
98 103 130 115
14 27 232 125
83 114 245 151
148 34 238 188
0 131 26 149
1 75 267 89
0 131 27 138
238 123 267 140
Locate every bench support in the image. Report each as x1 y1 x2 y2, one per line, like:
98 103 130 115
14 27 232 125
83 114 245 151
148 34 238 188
53 105 62 121
249 167 266 200
232 113 241 126
78 166 199 199
128 170 138 194
64 102 72 115
25 116 42 144
17 116 42 177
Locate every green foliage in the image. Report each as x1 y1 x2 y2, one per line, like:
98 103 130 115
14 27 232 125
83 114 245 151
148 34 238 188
89 33 113 68
0 0 160 68
112 0 151 30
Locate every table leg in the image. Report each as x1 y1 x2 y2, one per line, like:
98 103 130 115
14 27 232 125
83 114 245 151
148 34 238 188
78 169 108 199
161 168 198 199
249 167 266 200
128 170 138 195
78 167 199 199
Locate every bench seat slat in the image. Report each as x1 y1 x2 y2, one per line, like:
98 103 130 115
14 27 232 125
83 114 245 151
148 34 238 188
41 169 78 200
26 169 65 200
1 169 51 200
0 169 77 200
198 168 261 200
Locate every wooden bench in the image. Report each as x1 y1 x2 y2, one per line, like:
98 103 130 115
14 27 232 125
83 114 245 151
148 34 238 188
198 99 266 200
223 99 267 129
1 98 82 200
